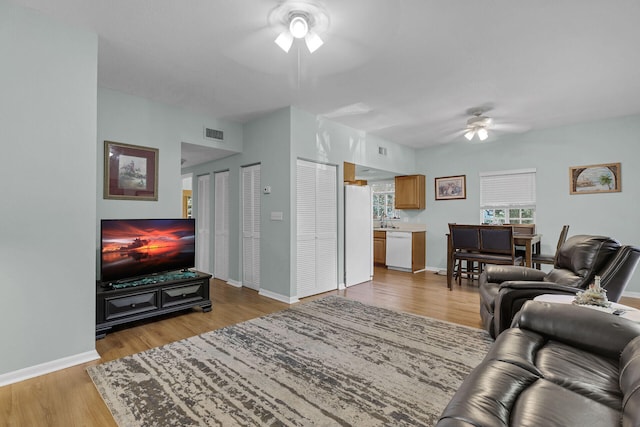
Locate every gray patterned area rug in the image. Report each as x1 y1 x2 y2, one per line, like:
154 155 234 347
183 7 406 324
87 295 492 426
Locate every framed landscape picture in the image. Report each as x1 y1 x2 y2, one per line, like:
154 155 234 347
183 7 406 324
104 141 159 201
569 162 621 195
435 175 466 200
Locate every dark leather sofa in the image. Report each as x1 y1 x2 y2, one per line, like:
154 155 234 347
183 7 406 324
479 235 640 338
436 301 640 427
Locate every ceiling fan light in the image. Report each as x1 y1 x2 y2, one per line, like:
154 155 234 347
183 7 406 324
275 31 293 52
305 31 323 53
477 128 489 141
289 15 309 39
464 130 475 140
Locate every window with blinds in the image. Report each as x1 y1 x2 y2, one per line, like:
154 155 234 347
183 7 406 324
480 168 536 224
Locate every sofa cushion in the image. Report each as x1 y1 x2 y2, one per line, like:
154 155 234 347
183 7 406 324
438 302 640 427
621 336 640 427
510 380 621 426
516 302 640 359
438 360 540 427
536 340 621 409
484 328 544 375
543 268 582 287
551 235 620 286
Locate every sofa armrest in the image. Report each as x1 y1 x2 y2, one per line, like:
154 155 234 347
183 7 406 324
482 265 547 284
492 282 582 336
499 280 581 294
515 300 640 358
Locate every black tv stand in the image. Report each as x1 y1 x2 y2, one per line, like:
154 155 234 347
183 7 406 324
96 270 212 339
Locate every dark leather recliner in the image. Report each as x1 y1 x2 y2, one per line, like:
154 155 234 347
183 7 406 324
479 234 640 338
437 301 640 427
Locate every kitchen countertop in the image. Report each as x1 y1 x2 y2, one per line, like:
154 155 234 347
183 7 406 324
374 224 426 232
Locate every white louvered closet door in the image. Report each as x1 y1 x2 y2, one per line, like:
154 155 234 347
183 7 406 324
242 164 261 290
296 160 317 297
314 162 337 292
296 159 337 298
214 170 229 281
196 174 211 274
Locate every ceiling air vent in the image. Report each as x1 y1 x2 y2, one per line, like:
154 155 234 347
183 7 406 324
204 127 224 141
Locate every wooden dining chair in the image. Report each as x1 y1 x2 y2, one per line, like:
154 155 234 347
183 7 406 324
449 224 482 285
478 225 523 267
532 225 570 269
508 223 535 259
509 223 536 235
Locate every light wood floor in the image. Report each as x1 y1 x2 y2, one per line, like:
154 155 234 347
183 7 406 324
1 267 639 426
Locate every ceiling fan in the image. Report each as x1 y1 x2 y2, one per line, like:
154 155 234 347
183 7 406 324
270 1 329 53
440 106 530 143
464 109 493 141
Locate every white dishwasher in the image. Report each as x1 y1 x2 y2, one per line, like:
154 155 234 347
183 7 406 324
386 231 412 271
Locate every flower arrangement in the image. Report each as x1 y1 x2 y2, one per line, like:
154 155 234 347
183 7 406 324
573 276 611 308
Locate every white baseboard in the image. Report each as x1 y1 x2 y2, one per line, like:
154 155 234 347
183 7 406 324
623 290 640 299
338 282 346 290
226 279 242 288
258 288 298 304
0 349 100 387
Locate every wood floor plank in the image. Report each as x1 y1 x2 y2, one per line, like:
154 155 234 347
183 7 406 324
0 267 638 426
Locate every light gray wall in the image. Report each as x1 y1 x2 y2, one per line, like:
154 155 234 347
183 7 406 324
96 88 243 277
242 109 292 297
415 114 640 294
97 87 242 220
184 108 293 298
289 107 417 291
0 1 98 375
187 106 418 299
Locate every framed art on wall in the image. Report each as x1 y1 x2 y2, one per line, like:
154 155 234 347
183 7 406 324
104 141 159 200
435 175 466 200
569 162 621 195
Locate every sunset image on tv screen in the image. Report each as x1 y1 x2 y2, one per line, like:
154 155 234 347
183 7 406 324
101 219 195 282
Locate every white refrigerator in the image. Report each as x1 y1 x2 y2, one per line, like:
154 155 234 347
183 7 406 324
344 185 373 286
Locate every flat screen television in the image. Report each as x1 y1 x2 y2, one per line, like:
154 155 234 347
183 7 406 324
100 218 196 283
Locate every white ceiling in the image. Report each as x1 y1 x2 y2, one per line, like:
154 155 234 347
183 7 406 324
12 0 640 166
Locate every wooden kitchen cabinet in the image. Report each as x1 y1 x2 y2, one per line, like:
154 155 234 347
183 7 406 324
395 174 425 209
344 161 356 183
344 162 367 185
373 230 386 265
411 231 426 272
385 230 426 272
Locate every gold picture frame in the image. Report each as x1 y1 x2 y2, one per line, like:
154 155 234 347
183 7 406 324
435 175 466 200
569 162 621 195
104 141 159 201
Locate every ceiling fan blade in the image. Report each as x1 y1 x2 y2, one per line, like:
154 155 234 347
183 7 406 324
439 129 467 143
491 122 531 133
321 102 372 119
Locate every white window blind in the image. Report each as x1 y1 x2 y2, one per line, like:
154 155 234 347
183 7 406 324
480 168 536 207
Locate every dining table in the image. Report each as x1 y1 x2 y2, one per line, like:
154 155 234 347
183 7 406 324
446 230 542 290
